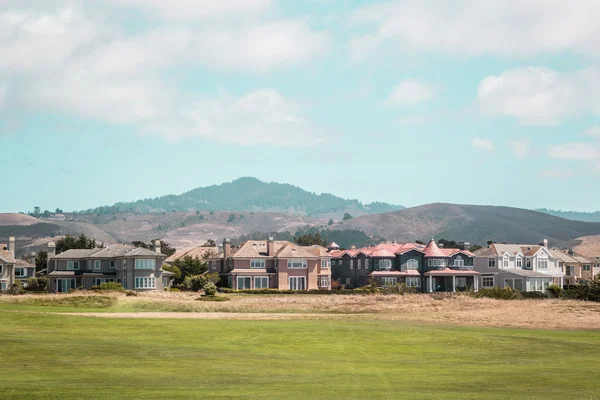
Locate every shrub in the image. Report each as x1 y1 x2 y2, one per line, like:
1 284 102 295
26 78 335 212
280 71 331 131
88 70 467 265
546 284 563 298
183 275 208 292
90 282 125 292
205 272 220 285
565 278 600 302
330 280 341 290
25 277 49 292
204 282 217 296
6 281 24 295
520 291 548 300
196 295 230 302
474 287 521 300
381 283 417 295
169 288 180 292
162 264 181 279
125 290 138 297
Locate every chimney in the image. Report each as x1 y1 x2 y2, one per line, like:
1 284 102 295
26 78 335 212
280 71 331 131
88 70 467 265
223 238 231 260
351 245 356 250
29 252 37 265
439 243 444 248
463 242 470 251
152 239 161 254
267 237 274 257
542 239 548 248
568 248 575 256
9 237 15 254
48 241 56 259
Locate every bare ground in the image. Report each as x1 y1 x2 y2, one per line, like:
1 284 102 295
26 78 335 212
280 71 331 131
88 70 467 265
5 292 600 330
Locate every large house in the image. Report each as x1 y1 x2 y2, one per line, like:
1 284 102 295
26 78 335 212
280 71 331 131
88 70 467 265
0 237 17 291
473 240 564 291
330 239 479 292
45 240 173 292
206 238 332 290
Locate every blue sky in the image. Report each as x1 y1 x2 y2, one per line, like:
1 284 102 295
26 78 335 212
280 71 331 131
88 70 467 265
2 0 600 213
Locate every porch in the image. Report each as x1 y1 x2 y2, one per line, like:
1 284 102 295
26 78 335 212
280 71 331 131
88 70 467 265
424 269 480 292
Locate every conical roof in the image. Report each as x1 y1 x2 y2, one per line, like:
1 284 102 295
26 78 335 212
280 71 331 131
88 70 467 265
423 238 446 257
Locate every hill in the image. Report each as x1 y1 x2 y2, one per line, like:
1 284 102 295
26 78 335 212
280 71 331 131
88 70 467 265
333 203 600 248
536 208 600 223
0 213 40 226
78 177 404 217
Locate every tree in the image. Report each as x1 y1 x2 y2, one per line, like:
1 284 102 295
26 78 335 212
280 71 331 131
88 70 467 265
328 219 334 226
162 264 181 279
295 232 327 247
227 213 236 223
437 238 460 249
132 240 176 256
55 208 63 214
56 234 97 254
343 213 353 221
35 251 48 272
469 244 483 253
415 240 424 245
172 255 207 285
202 239 216 247
195 210 200 215
33 206 41 216
131 241 149 249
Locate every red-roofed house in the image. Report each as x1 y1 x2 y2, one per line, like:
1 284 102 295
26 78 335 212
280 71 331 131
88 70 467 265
330 238 479 292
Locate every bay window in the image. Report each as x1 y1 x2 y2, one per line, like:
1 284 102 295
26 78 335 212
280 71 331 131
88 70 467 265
135 259 156 270
135 277 155 289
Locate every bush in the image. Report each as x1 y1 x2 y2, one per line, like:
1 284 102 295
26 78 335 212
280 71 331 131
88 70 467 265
546 284 563 298
474 287 522 300
204 282 217 296
125 290 138 297
520 291 548 300
25 277 49 292
183 275 208 292
196 295 230 302
330 280 341 290
381 283 417 295
90 282 125 292
219 288 362 295
6 281 24 295
565 278 600 302
205 272 220 285
169 288 180 292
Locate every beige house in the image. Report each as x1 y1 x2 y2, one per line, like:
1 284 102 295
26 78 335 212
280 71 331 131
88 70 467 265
0 237 17 291
207 238 331 290
550 249 583 286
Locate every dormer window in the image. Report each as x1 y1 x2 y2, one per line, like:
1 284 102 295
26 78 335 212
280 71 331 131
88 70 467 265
516 257 522 268
406 259 418 269
378 259 392 271
454 256 464 267
503 255 509 268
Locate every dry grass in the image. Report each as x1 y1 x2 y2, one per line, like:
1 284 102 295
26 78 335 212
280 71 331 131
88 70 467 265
3 291 600 329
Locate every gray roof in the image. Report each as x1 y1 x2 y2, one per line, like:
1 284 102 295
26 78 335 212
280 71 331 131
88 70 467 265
501 268 553 278
0 249 16 264
475 243 543 257
51 244 164 260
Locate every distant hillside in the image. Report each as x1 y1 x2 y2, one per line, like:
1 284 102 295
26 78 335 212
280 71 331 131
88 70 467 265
333 203 600 248
78 177 404 217
536 208 600 223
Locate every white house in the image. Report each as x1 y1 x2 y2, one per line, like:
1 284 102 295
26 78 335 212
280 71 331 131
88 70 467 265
473 240 564 291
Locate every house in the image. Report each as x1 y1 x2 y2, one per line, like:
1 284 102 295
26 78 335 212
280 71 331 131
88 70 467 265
206 238 332 290
473 240 564 291
164 245 217 265
550 249 582 286
0 237 17 291
45 240 173 293
330 238 479 292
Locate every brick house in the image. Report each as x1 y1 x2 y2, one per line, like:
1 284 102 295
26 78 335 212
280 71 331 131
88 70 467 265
206 238 332 290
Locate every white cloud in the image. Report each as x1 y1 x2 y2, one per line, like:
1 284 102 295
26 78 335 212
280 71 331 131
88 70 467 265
548 143 600 161
350 0 600 58
0 2 330 145
507 138 531 158
584 125 600 138
538 168 575 178
386 79 436 106
471 138 495 151
478 66 600 125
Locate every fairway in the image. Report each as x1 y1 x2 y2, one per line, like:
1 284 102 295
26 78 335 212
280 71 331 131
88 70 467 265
1 308 600 399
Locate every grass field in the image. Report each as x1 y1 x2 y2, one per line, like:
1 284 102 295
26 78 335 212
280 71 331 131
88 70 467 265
1 295 600 399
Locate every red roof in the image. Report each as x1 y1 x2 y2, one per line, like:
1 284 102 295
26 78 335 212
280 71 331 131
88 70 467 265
424 268 480 276
369 270 420 276
370 249 396 258
423 238 446 257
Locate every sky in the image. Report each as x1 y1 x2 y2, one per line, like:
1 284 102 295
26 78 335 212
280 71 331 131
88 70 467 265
2 0 600 213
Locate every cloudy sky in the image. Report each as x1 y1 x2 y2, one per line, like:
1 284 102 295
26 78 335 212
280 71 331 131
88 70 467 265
2 0 600 213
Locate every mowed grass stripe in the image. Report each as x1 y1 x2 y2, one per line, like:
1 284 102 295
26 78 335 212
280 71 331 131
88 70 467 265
0 312 599 399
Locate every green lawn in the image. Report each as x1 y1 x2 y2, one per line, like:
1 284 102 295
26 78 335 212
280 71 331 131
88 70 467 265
1 309 599 399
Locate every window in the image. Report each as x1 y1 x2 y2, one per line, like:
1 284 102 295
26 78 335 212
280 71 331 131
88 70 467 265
482 276 495 288
381 277 397 286
503 256 509 268
254 276 269 289
94 260 101 270
288 276 306 290
135 277 156 289
365 259 370 269
504 278 514 289
357 259 362 270
0 264 3 274
378 259 392 271
67 261 80 270
350 260 354 270
109 260 116 269
122 277 127 289
406 259 418 269
516 257 522 268
526 258 532 269
345 278 351 285
537 260 548 270
488 258 496 268
514 279 523 291
135 259 156 269
566 266 575 276
454 256 464 267
321 259 331 269
250 259 265 269
15 268 25 277
318 275 330 288
583 265 591 271
0 281 6 291
237 277 251 290
287 260 307 269
455 277 467 287
406 277 420 287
